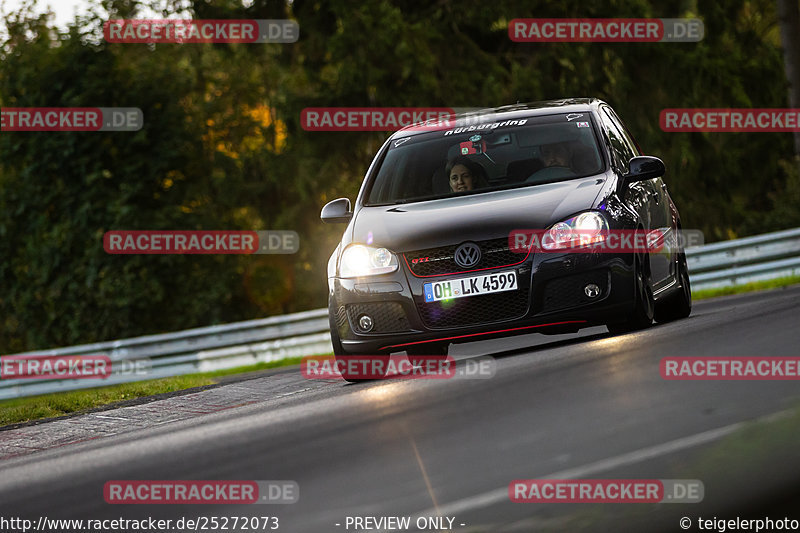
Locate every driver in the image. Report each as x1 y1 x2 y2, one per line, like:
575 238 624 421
540 142 572 169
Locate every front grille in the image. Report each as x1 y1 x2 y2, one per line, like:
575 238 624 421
416 288 530 329
346 302 411 333
405 237 527 277
539 270 609 313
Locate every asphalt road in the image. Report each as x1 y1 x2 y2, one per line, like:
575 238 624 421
1 286 800 532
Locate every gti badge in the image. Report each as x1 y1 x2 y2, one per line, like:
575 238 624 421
454 242 481 268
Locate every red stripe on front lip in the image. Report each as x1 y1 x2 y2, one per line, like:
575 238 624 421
380 320 587 349
403 246 532 278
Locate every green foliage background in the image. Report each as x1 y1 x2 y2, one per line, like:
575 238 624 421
1 0 798 352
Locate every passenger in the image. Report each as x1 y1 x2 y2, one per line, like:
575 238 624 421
446 156 488 192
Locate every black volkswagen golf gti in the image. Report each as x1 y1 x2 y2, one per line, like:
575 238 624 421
321 99 691 362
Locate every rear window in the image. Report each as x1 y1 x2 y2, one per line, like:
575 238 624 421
364 112 605 206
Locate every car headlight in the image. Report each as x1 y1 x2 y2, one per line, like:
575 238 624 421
543 211 608 250
340 244 399 278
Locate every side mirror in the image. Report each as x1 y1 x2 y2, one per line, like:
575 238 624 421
624 156 665 183
320 198 352 223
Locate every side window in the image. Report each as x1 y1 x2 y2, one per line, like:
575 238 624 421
606 108 642 156
599 108 634 171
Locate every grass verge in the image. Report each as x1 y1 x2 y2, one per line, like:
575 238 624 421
0 356 304 427
691 274 800 300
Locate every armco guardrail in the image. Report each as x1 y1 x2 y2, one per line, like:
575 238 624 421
686 227 800 291
0 309 332 400
2 228 799 400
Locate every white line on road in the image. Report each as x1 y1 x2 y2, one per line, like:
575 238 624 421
412 409 794 519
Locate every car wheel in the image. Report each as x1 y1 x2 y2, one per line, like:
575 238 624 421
406 344 449 374
329 310 347 356
655 252 692 323
334 353 390 382
606 255 654 335
329 308 389 382
405 344 449 376
406 343 449 357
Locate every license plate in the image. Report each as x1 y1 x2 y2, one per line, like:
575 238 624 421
423 271 518 302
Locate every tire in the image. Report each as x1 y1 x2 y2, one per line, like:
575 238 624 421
538 325 581 335
406 343 449 367
406 343 449 357
329 307 389 382
655 252 692 323
606 255 654 335
329 310 347 356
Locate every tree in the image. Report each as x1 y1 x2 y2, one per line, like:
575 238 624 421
776 0 800 160
1 0 799 352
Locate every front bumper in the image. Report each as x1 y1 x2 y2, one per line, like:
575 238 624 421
330 250 636 354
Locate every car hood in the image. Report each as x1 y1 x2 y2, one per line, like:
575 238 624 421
351 175 610 252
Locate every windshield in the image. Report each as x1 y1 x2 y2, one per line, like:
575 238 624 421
364 112 605 206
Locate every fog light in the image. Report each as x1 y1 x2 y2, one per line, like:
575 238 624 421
584 283 601 298
358 314 374 332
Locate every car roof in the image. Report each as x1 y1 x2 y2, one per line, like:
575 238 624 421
391 98 607 140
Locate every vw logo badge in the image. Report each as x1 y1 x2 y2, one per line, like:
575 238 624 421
454 242 481 268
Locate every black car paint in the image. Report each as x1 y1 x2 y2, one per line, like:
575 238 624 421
323 99 684 355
